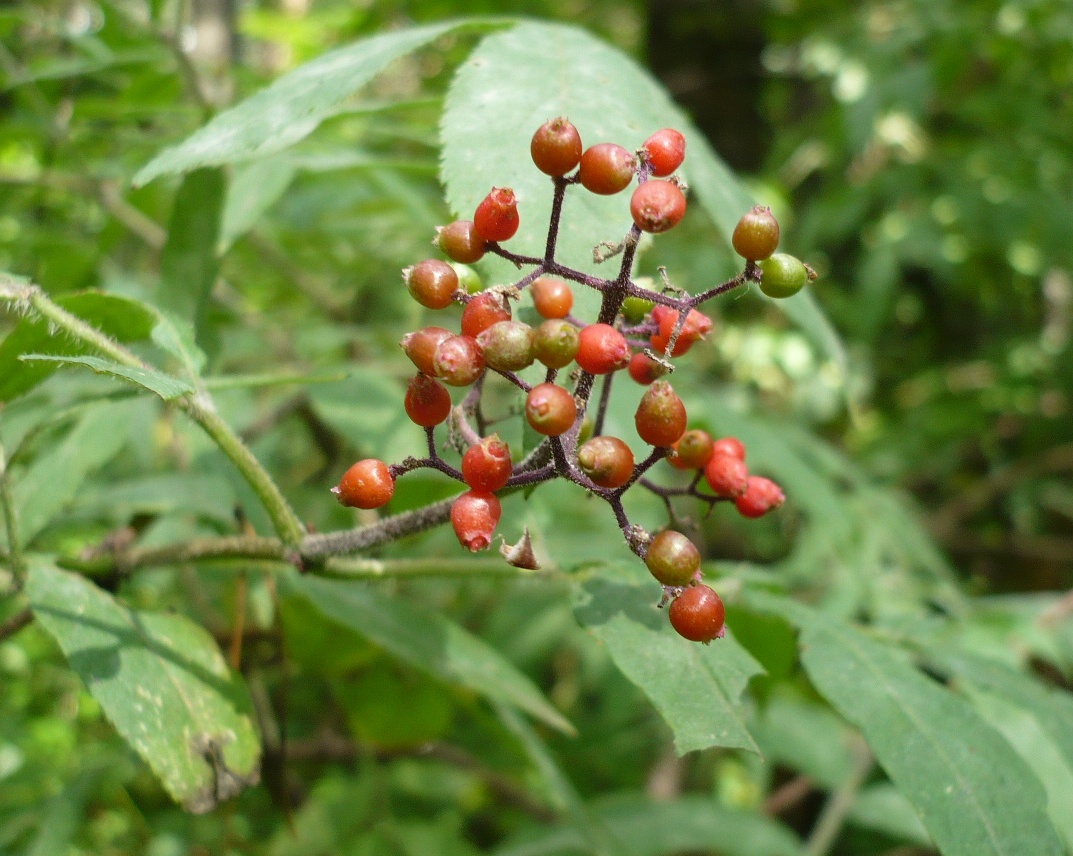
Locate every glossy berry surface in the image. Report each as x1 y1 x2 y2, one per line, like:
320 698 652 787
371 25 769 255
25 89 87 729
461 435 513 493
578 143 636 195
704 453 749 498
635 380 687 447
731 206 780 261
735 476 786 518
400 326 452 376
669 584 726 643
404 374 452 427
406 259 458 310
432 335 485 387
650 305 712 356
711 436 746 462
642 128 686 177
451 491 502 552
531 118 583 177
630 180 686 233
534 319 580 369
461 292 512 339
758 253 808 299
669 430 715 470
576 323 631 375
577 436 634 489
530 277 574 319
627 352 665 385
436 219 486 264
644 529 700 586
473 187 520 243
333 459 395 509
525 383 577 436
476 321 536 372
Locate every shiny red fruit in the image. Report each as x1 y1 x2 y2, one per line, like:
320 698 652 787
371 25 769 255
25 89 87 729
473 187 520 243
669 584 726 643
451 491 502 552
333 459 395 509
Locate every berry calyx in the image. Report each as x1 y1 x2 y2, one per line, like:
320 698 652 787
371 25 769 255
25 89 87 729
405 259 459 310
461 292 511 339
332 459 395 509
635 380 687 447
531 118 583 177
404 374 453 427
436 219 486 264
476 320 536 372
731 206 780 261
530 276 574 319
630 180 687 233
473 187 520 243
533 319 580 369
400 326 453 376
432 335 485 386
669 584 726 643
578 143 636 195
451 490 502 552
627 352 666 385
644 530 700 586
735 476 785 518
577 436 635 489
576 323 630 375
704 453 749 498
758 253 808 299
711 436 746 462
525 383 577 436
642 128 686 177
669 429 715 470
461 435 513 493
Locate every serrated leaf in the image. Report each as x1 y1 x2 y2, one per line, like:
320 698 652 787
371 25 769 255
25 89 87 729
848 783 931 845
284 574 573 734
573 567 762 754
19 354 194 400
26 562 261 813
135 21 487 184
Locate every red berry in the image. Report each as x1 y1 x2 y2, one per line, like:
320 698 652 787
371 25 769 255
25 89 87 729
432 335 485 387
332 459 395 509
669 584 726 643
630 180 687 233
731 206 780 262
476 320 536 372
704 454 749 498
669 430 715 470
461 292 511 338
525 383 577 436
576 323 630 375
645 530 701 586
533 319 580 369
473 187 520 243
627 351 666 385
436 219 486 264
451 490 502 552
711 436 746 462
400 326 453 376
735 476 785 518
461 435 512 492
405 259 459 310
635 380 687 447
530 276 574 319
404 374 452 427
642 128 686 177
531 118 583 177
649 306 712 356
577 436 634 489
578 143 636 195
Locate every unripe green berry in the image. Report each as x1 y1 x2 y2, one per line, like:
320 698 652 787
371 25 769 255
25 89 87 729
476 320 536 372
533 319 580 369
758 253 808 299
731 206 780 261
645 530 701 586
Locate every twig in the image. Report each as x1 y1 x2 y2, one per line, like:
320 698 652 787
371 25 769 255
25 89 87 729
805 736 872 856
0 607 33 642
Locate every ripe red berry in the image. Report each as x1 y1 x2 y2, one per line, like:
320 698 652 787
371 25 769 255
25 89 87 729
627 351 666 385
576 323 630 375
332 459 395 509
533 319 580 369
451 490 502 552
525 383 577 436
436 219 486 264
404 374 452 427
400 326 453 376
704 453 749 498
578 143 636 195
642 128 686 177
432 335 485 387
735 476 785 518
577 436 634 489
649 305 712 356
530 277 574 319
711 436 746 462
645 530 701 586
461 292 511 339
461 435 512 493
405 259 459 310
669 584 726 643
731 206 780 261
758 253 808 299
476 320 536 372
531 117 583 177
669 429 715 470
630 180 687 233
473 187 520 243
635 380 687 447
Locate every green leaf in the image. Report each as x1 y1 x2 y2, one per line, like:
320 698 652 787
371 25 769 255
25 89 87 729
218 156 298 251
847 783 931 845
19 354 194 400
24 768 99 856
751 593 1064 856
573 567 762 754
135 21 486 184
26 561 261 813
284 574 573 734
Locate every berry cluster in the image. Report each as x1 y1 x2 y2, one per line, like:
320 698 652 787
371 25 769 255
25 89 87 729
333 119 813 643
